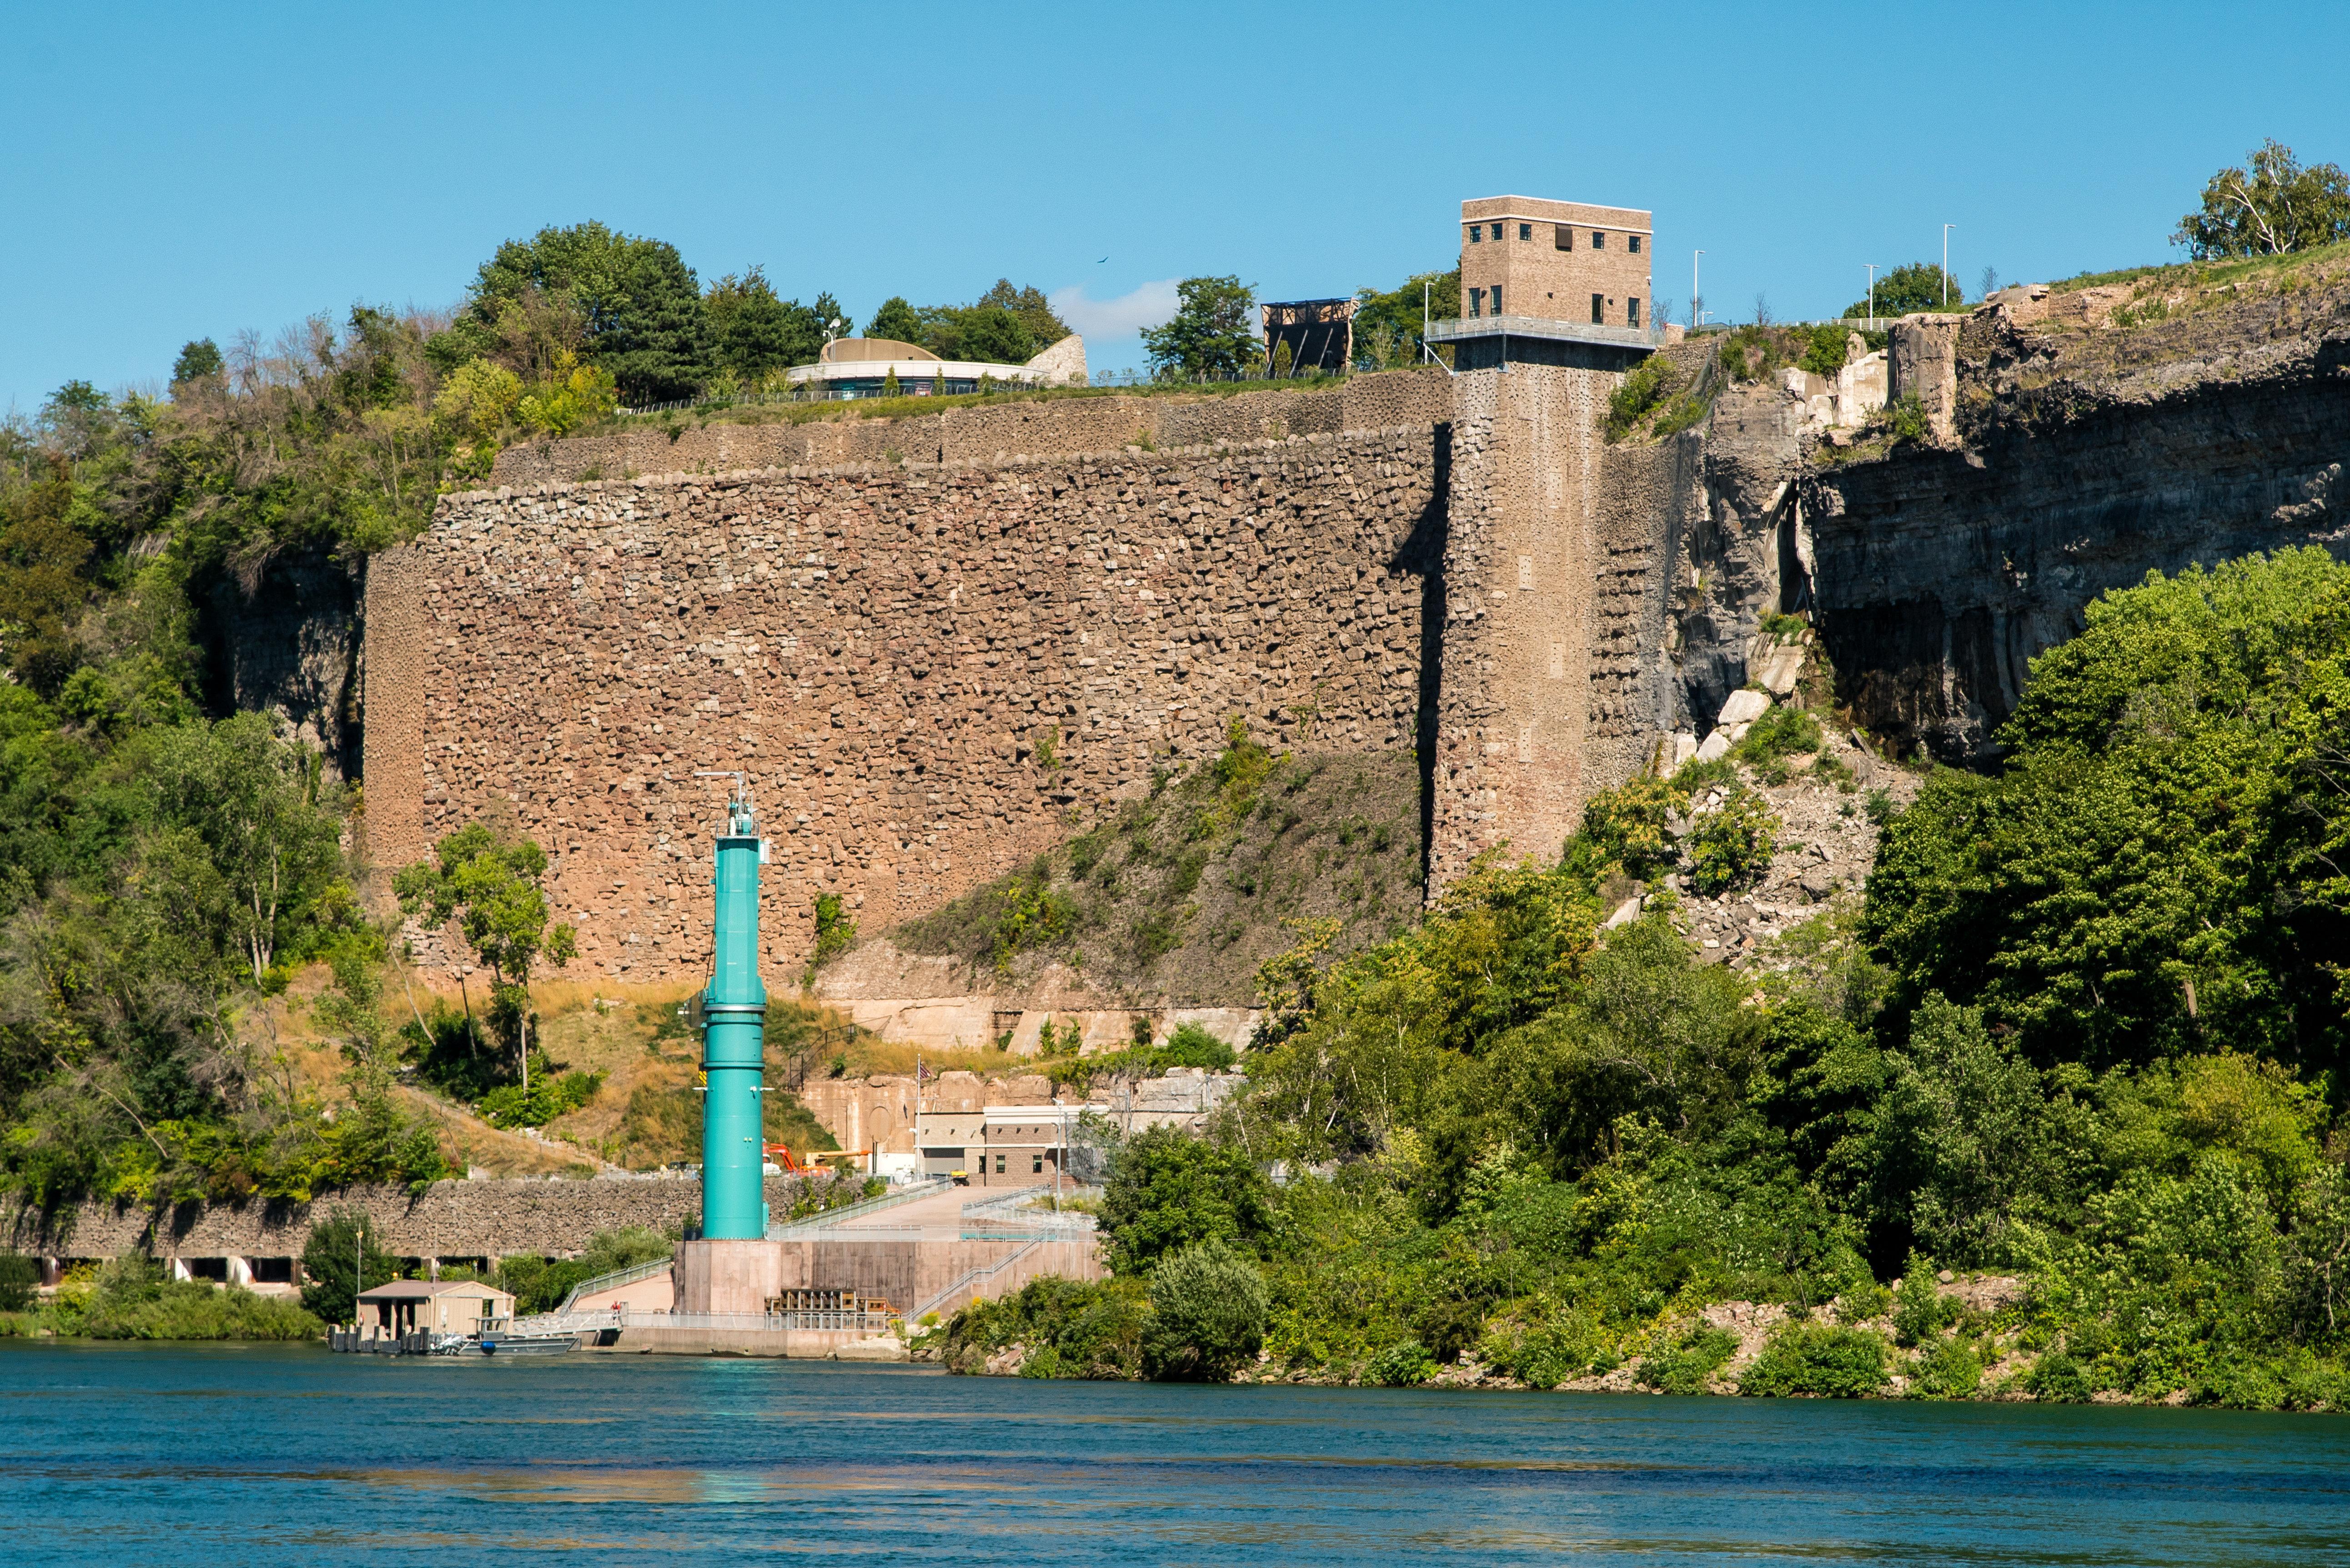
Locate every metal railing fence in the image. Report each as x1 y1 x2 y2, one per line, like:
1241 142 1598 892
766 1176 950 1239
553 1254 674 1314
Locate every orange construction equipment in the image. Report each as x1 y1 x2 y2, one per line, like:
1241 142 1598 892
763 1144 857 1174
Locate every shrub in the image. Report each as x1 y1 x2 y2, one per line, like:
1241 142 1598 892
946 1275 1148 1379
2027 1349 2093 1402
1477 1304 1607 1388
1912 1336 1983 1398
1142 1238 1269 1382
1569 774 1684 881
1160 1022 1236 1070
1731 704 1823 772
1605 356 1686 441
1685 788 1780 896
478 1067 603 1130
1101 1126 1271 1273
1798 325 1851 378
807 893 857 975
0 1252 36 1312
1639 1325 1741 1394
1739 1321 1889 1397
1891 1257 1961 1347
49 1257 322 1341
1881 393 1933 444
1364 1337 1438 1387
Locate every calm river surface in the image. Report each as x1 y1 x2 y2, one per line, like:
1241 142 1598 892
3 1342 2346 1564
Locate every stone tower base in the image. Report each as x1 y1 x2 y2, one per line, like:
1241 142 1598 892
675 1238 784 1314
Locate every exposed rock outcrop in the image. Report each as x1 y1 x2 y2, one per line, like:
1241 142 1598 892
1808 286 2350 760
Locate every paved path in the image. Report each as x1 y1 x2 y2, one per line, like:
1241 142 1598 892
823 1181 1058 1239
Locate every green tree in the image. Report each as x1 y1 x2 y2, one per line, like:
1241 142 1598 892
300 1209 399 1324
1863 548 2350 1076
1100 1126 1271 1272
1841 261 1964 318
1352 268 1458 369
140 714 345 986
393 824 577 1082
971 279 1072 347
462 222 710 403
2174 140 2350 259
0 453 97 694
1141 1237 1269 1381
705 266 825 379
865 296 924 343
952 305 1035 366
170 339 223 385
1142 276 1263 380
1865 995 2055 1267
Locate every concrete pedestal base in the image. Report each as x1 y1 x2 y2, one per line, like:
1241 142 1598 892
675 1238 785 1314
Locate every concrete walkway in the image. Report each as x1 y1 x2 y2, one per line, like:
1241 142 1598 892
822 1181 1058 1240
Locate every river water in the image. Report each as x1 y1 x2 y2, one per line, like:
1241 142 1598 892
3 1342 2345 1564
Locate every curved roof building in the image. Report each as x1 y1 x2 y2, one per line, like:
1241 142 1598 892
786 334 1087 398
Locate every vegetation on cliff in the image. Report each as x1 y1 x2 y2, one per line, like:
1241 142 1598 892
1840 261 1966 319
2174 139 2350 261
886 734 1421 1006
950 551 2350 1408
0 390 453 1210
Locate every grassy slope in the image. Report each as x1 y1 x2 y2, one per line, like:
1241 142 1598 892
884 748 1425 1009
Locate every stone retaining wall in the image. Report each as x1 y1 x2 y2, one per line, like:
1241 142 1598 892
487 375 1452 490
10 1176 812 1262
369 425 1446 977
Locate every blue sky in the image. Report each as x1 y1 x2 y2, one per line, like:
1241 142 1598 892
4 0 2346 411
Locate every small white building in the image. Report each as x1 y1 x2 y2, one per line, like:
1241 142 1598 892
785 334 1086 398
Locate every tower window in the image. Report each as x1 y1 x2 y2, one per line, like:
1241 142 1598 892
1469 225 1482 243
1518 222 1532 240
1554 225 1572 251
1591 293 1604 325
1490 285 1501 315
1628 297 1642 328
1629 234 1643 254
1468 287 1483 318
1592 232 1606 250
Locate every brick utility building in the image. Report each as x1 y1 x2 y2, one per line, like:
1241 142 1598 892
1435 195 1658 370
915 1105 1079 1186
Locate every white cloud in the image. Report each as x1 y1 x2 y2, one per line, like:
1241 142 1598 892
1049 279 1181 340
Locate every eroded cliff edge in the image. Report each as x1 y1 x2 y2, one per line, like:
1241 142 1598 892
1803 280 2350 760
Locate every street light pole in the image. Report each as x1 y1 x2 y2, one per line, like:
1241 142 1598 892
1866 264 1879 330
1942 225 1956 306
1693 250 1704 328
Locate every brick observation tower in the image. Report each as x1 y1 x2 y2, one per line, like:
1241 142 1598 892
1426 195 1658 370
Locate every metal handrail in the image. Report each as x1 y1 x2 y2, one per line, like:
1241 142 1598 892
766 1177 949 1239
957 1189 1098 1241
912 1238 1045 1323
618 1308 898 1333
553 1254 673 1314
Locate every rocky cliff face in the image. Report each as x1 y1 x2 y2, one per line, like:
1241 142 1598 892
203 551 363 779
1804 284 2350 760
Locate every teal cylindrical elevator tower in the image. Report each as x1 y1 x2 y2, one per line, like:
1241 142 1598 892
699 783 770 1240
